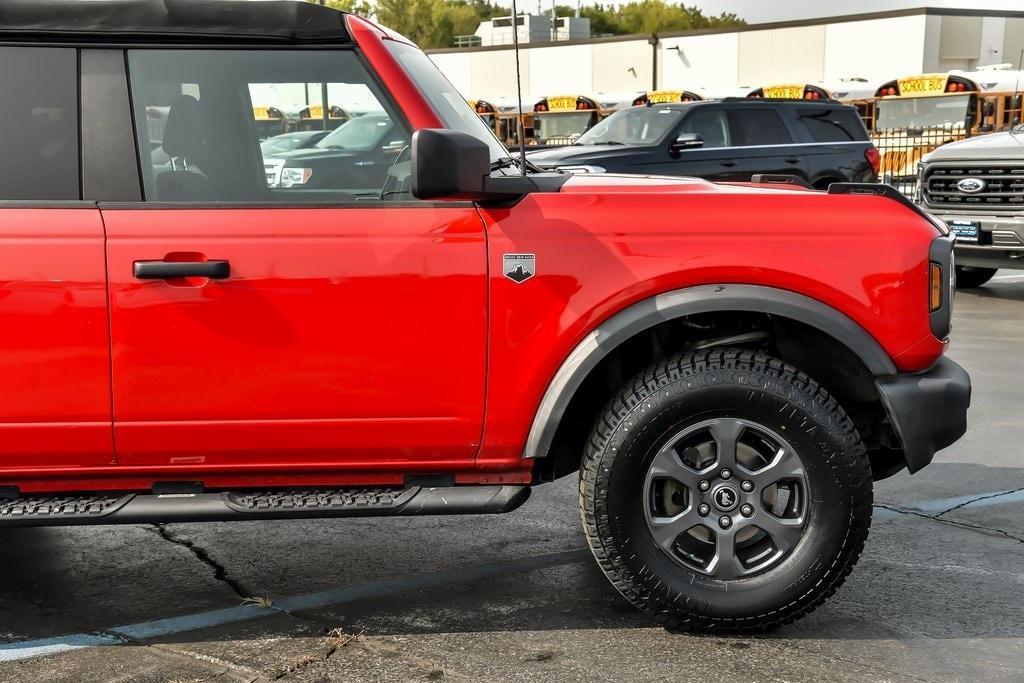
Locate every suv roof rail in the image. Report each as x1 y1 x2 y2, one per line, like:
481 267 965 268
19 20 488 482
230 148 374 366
750 173 813 190
721 96 841 104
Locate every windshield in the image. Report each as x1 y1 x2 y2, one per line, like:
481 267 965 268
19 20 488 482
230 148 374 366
316 114 392 151
876 94 971 130
535 112 594 145
576 107 683 146
384 40 508 163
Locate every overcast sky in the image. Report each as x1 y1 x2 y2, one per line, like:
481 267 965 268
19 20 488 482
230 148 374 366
692 0 1022 24
501 0 1023 24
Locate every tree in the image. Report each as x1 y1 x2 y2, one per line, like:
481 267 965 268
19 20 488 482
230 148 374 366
579 2 744 36
308 0 743 48
310 0 373 16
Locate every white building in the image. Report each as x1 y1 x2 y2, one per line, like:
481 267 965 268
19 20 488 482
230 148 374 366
474 14 553 47
429 7 1024 101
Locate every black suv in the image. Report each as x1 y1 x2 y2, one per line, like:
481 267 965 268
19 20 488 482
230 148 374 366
528 99 880 188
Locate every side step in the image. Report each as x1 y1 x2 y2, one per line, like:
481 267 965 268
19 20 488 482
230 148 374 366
0 485 530 527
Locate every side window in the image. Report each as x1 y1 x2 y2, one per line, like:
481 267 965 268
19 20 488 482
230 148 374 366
0 47 80 200
798 108 869 143
127 49 412 203
727 109 793 146
678 108 731 148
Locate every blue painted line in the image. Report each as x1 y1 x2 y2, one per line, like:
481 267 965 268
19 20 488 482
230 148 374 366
0 633 123 663
2 487 1021 665
108 604 274 642
0 549 588 664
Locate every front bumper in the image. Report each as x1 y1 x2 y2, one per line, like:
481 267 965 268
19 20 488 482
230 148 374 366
926 207 1024 269
875 357 971 473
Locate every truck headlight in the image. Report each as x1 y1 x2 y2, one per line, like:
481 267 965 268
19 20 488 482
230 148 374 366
558 165 605 175
280 167 313 187
914 162 925 204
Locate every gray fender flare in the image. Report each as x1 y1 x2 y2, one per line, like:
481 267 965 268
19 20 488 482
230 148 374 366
522 284 897 459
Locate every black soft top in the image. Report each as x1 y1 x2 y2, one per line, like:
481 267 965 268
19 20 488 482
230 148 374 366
0 0 351 45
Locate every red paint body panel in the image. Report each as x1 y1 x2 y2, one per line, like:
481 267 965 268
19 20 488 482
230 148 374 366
476 175 943 470
0 29 948 494
102 207 486 468
346 15 444 130
0 208 113 468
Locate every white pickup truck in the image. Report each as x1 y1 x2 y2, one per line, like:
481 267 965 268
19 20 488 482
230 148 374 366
917 129 1024 287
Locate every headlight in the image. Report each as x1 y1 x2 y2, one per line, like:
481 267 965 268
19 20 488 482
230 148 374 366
280 167 313 187
914 162 925 204
557 165 606 175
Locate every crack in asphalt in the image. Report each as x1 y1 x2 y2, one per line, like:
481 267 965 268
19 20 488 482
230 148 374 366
149 524 252 600
874 503 1024 544
934 487 1024 518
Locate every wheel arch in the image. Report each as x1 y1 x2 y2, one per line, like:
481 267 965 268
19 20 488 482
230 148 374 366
525 284 902 480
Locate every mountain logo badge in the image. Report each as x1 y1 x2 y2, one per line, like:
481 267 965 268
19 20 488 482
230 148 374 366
503 253 536 283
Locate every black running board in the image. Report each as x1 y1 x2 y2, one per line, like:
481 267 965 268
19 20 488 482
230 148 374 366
0 485 530 527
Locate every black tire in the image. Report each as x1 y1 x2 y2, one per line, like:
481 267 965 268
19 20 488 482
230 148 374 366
955 266 997 289
580 348 873 633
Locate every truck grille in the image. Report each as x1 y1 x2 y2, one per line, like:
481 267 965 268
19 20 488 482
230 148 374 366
924 166 1024 209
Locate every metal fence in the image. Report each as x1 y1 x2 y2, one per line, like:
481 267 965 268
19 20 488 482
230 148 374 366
871 124 969 197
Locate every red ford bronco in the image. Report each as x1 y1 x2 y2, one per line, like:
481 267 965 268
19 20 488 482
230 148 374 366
0 0 969 632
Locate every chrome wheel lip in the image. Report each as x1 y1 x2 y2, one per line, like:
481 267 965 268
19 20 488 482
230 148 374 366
642 417 810 580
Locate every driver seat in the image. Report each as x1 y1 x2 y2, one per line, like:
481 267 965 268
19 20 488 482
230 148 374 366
156 95 213 201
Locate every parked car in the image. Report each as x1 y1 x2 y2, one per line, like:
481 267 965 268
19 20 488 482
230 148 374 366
259 130 330 157
263 112 408 190
916 129 1024 287
527 99 880 188
0 0 968 633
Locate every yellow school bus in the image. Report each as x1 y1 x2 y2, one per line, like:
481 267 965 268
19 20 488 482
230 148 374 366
295 103 348 132
871 69 1024 194
632 89 704 106
748 80 878 129
252 105 286 138
470 98 533 148
532 93 634 146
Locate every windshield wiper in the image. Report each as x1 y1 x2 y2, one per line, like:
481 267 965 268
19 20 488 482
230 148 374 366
490 157 519 171
490 155 548 175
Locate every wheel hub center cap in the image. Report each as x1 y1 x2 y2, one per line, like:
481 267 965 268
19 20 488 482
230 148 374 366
711 484 740 512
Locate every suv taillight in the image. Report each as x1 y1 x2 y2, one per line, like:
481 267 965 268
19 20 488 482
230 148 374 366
865 147 881 176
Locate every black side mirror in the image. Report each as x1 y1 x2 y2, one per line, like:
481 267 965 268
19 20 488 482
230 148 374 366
411 129 490 200
671 133 704 152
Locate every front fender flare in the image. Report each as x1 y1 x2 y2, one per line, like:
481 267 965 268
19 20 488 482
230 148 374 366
522 284 897 459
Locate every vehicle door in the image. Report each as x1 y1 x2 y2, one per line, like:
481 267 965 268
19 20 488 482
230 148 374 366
102 48 487 469
647 106 746 181
789 105 874 186
0 47 113 469
724 106 804 181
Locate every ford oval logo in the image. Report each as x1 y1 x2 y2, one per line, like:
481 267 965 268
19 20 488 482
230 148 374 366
956 177 986 193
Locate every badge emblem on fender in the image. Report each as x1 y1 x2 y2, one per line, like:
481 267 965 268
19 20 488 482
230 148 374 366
503 253 536 283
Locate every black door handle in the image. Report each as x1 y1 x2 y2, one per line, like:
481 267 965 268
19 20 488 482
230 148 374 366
784 158 800 164
721 161 737 167
134 260 230 280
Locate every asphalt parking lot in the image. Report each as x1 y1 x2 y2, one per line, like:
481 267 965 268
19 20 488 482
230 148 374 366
1 276 1023 682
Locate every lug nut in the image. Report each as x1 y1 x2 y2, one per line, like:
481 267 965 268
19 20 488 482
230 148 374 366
741 480 754 492
740 504 754 517
720 468 733 480
719 515 732 529
698 480 710 492
698 503 710 516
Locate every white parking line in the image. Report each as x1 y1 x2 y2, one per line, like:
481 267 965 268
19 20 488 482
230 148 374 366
0 549 588 664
